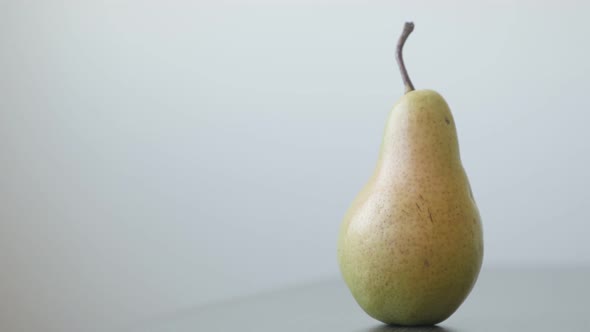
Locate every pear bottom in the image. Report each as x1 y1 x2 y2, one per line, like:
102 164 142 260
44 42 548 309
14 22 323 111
346 268 475 325
339 232 482 326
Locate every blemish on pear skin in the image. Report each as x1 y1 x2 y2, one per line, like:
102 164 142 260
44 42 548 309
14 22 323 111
428 209 434 223
445 117 450 125
424 259 430 267
415 203 422 211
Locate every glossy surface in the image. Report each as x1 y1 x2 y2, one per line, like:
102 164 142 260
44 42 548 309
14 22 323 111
338 90 483 324
132 268 590 332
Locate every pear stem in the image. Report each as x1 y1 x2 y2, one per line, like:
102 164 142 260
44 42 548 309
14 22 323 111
396 22 415 94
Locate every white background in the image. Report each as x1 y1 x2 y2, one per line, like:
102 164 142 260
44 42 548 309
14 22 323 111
2 1 589 331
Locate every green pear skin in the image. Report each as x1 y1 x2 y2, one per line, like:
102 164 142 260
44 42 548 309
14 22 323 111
337 89 484 325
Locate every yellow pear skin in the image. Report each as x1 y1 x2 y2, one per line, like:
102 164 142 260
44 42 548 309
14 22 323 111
337 23 483 326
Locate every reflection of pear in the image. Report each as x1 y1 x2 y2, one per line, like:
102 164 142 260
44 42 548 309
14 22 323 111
338 22 483 326
366 324 451 332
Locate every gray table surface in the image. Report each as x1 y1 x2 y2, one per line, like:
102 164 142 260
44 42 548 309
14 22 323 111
133 268 590 332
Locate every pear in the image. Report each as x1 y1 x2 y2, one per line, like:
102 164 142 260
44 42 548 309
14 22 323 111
337 22 483 326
